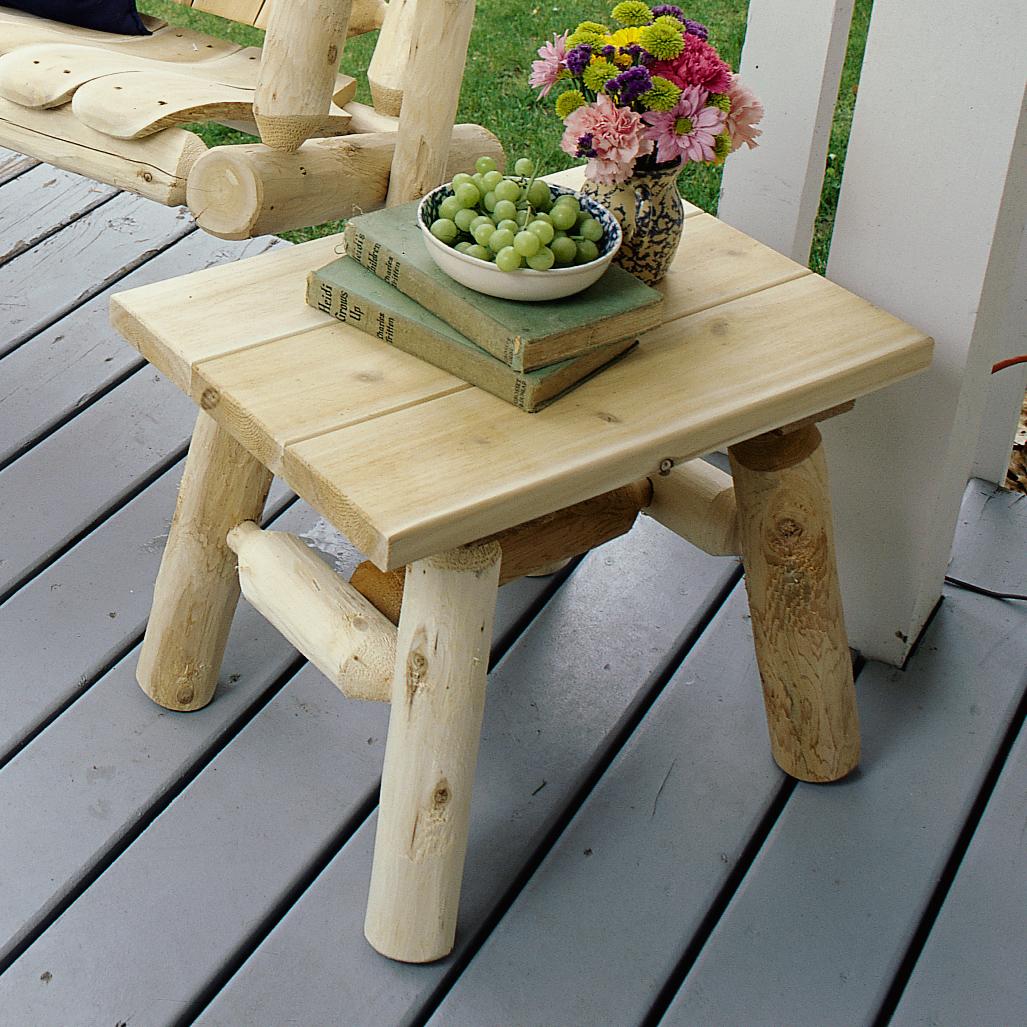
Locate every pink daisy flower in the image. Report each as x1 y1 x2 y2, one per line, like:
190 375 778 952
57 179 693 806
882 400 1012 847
529 32 569 98
725 74 764 150
642 85 726 165
560 93 653 184
649 35 732 94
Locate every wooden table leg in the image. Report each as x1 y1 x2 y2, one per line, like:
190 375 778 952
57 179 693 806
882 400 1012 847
728 425 860 782
364 540 502 962
136 410 272 712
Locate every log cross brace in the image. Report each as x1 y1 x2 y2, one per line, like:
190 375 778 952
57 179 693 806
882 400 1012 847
224 459 744 704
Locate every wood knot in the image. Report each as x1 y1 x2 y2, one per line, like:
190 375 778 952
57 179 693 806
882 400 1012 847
200 387 220 410
431 781 451 811
349 615 368 632
776 517 803 540
405 648 429 705
176 684 194 706
327 44 339 64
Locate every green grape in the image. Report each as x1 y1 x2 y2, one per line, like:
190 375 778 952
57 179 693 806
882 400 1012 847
575 239 599 264
551 236 578 265
532 211 554 225
493 199 518 222
475 155 497 175
430 218 458 244
554 194 580 212
576 210 591 227
466 244 492 262
483 191 498 212
472 173 486 192
514 157 535 176
513 230 541 257
454 241 473 253
488 227 515 252
451 172 474 189
454 182 481 208
515 209 530 227
526 180 551 209
482 170 504 192
472 222 496 246
550 205 577 231
494 179 521 203
454 207 477 232
470 214 491 231
439 195 462 220
496 218 519 234
579 217 604 242
528 220 555 245
526 246 556 270
495 246 523 271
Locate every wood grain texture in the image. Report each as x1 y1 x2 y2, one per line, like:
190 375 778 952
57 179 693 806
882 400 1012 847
365 541 501 962
70 70 350 140
0 163 114 266
0 96 206 204
384 0 475 206
254 0 354 151
186 124 502 239
137 410 272 711
0 8 243 61
366 0 414 116
0 144 36 184
729 426 859 781
228 521 396 701
351 479 652 623
645 459 739 556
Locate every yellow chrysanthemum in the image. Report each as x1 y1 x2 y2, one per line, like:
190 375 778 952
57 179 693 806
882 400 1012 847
606 26 642 47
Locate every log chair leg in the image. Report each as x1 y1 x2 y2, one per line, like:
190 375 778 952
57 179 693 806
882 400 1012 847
728 425 860 782
364 540 502 962
136 411 273 712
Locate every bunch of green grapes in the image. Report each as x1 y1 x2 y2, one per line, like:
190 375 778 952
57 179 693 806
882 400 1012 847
428 157 606 272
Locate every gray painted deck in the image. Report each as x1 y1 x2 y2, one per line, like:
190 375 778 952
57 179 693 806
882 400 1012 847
1 150 1024 1027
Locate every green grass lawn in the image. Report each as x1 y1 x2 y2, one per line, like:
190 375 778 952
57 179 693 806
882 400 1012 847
138 0 872 272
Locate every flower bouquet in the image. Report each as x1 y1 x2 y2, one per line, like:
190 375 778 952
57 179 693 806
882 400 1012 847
530 2 764 282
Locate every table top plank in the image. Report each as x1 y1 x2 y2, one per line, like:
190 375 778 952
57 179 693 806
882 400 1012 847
110 194 932 569
289 272 931 567
193 325 470 475
110 234 342 391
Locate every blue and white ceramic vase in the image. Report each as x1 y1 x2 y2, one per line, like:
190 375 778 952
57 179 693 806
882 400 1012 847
580 159 685 285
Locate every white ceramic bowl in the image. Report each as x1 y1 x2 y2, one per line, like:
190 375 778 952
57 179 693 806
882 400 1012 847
417 182 622 302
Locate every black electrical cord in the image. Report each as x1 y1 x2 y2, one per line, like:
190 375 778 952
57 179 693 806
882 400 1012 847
944 575 1027 601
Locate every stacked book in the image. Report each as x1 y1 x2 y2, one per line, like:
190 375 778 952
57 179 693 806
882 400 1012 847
306 200 666 412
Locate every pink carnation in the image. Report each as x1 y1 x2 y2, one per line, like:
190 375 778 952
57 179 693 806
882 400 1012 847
642 85 726 165
560 93 653 184
529 32 568 98
725 73 764 149
649 34 732 94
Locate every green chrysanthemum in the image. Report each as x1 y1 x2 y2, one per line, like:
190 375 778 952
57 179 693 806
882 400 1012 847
555 89 587 118
566 29 607 49
641 75 682 112
713 131 733 164
611 1 653 27
653 15 687 33
638 19 685 59
708 92 732 113
574 20 610 35
582 58 620 93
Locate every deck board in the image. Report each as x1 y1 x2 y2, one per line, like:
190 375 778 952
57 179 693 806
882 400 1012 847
0 232 279 466
0 146 37 186
891 721 1027 1026
0 164 115 266
0 155 1022 1026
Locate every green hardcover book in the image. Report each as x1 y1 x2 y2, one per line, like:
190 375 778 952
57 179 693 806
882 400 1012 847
307 256 638 412
343 200 663 372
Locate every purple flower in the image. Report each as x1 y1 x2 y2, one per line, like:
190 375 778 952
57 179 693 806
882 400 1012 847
606 65 653 104
566 44 592 76
684 19 709 40
575 132 597 158
623 43 646 61
601 44 616 59
651 4 686 20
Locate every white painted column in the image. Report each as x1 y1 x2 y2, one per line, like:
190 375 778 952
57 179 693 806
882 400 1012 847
822 0 1027 664
717 0 855 265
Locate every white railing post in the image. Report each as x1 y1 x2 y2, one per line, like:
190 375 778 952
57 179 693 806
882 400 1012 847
821 0 1027 665
972 225 1027 485
717 0 855 265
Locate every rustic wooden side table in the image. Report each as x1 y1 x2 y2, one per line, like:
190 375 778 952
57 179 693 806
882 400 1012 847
110 183 932 964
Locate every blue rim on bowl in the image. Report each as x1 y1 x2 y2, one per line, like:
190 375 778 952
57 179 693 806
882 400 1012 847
417 182 622 302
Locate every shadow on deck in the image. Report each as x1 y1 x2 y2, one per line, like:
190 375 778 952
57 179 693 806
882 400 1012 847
1 152 1024 1026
